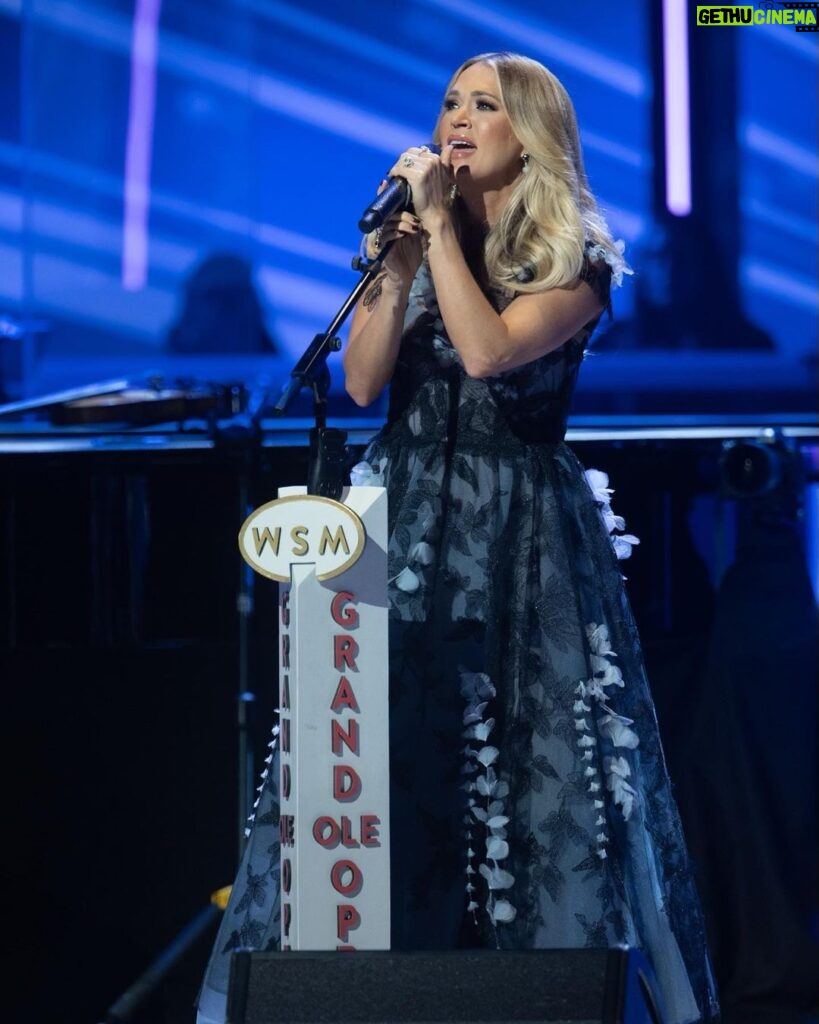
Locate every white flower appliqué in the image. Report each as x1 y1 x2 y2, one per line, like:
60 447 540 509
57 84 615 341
392 566 421 593
390 514 440 593
245 718 280 837
575 623 642 846
584 469 640 562
459 668 516 931
585 239 633 289
349 460 384 487
604 755 637 821
409 541 435 566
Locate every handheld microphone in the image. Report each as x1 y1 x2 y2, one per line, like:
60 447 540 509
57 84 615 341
357 144 440 234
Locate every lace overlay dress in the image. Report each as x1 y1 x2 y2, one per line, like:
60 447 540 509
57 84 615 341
196 256 719 1024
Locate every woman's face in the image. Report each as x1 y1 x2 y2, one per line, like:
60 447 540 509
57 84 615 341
436 62 524 190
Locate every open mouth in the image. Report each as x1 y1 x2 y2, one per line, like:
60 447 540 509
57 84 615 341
449 138 476 152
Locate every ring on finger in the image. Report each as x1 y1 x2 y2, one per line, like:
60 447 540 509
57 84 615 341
402 156 414 168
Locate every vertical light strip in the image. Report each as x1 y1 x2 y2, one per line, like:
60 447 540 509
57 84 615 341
806 444 819 605
122 0 161 291
663 0 692 216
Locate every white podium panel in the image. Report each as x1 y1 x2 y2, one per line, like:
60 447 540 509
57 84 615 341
239 486 390 952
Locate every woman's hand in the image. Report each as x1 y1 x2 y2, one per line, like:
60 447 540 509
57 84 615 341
386 145 455 229
365 204 424 284
361 145 455 275
344 145 455 408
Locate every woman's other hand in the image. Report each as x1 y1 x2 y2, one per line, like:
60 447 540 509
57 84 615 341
364 200 424 284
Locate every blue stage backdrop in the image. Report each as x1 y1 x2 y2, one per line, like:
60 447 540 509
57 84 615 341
0 0 816 416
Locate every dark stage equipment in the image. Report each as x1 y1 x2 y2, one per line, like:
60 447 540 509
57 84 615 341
718 432 801 499
227 947 663 1024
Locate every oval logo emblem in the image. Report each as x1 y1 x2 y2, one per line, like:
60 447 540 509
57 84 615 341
238 494 366 582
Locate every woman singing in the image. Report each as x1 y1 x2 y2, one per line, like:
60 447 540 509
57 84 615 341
197 52 719 1024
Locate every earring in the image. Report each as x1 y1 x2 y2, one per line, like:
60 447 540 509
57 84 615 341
449 182 459 202
521 153 530 172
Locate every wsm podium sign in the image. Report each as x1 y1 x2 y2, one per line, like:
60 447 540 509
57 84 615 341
238 485 390 952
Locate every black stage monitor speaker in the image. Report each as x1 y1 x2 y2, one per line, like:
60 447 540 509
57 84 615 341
226 946 664 1024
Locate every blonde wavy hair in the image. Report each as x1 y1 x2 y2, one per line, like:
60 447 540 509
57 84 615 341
434 52 628 295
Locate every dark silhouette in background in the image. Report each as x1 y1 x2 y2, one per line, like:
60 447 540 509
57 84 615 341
596 218 774 352
675 443 819 1024
167 253 279 356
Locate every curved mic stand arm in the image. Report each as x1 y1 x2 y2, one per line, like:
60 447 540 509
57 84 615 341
273 243 395 499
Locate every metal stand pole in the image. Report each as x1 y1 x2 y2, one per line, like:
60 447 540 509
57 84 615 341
236 469 257 859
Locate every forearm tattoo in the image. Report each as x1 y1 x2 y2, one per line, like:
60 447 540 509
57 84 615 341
363 273 386 310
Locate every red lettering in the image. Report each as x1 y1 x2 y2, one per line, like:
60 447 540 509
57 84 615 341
283 902 292 938
281 633 290 669
340 816 359 848
330 676 360 714
361 814 381 847
330 591 359 629
337 904 361 944
333 635 359 672
280 717 291 753
333 765 362 802
281 590 290 627
280 814 295 847
281 674 290 710
332 718 360 757
331 859 363 898
313 815 375 848
313 815 340 849
282 858 292 894
281 763 291 799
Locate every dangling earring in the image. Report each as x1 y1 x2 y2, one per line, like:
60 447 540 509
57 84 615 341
448 182 459 202
521 153 530 173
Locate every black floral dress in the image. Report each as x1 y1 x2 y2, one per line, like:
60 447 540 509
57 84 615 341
196 255 720 1024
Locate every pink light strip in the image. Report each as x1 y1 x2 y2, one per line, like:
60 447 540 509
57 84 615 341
122 0 161 291
663 0 692 216
806 445 819 605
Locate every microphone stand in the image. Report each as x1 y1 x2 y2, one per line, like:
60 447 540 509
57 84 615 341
273 242 395 499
